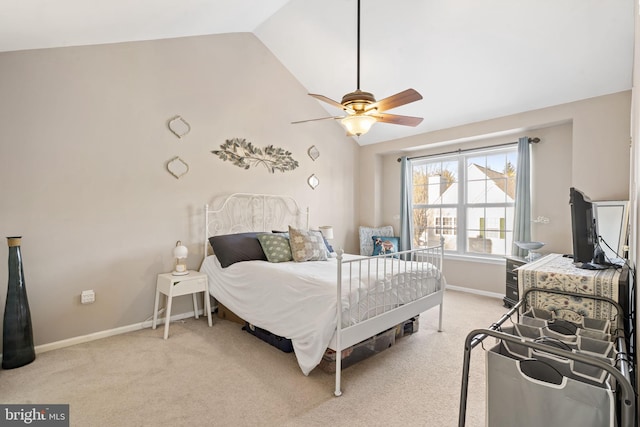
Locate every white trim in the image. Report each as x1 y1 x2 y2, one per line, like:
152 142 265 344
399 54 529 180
6 286 497 357
445 284 504 300
444 253 507 265
31 309 206 355
23 288 499 356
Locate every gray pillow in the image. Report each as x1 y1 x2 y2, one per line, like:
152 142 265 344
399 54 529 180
359 225 394 255
208 232 267 268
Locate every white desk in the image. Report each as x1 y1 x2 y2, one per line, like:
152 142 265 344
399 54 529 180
152 270 212 339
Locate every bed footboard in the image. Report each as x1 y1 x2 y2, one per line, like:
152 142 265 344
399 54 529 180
332 240 445 396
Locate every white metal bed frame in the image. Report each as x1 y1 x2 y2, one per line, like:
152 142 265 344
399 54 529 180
203 193 445 396
332 246 444 395
203 192 308 256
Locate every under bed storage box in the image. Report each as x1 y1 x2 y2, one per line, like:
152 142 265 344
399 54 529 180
395 315 420 338
319 327 396 373
217 302 245 325
319 317 420 373
243 323 294 353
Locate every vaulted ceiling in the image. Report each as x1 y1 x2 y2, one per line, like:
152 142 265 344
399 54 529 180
2 0 634 145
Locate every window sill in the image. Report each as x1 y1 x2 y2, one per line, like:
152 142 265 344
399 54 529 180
443 252 506 265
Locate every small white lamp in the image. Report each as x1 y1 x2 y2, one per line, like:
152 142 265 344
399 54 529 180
172 241 189 276
319 226 334 240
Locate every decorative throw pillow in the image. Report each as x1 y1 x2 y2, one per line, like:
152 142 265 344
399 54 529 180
208 232 267 268
359 225 394 255
371 236 400 257
274 229 333 255
312 230 334 253
288 226 328 262
257 233 293 263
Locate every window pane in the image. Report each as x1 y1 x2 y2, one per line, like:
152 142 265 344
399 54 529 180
412 207 457 250
413 160 458 205
467 179 486 204
466 206 513 256
466 151 517 204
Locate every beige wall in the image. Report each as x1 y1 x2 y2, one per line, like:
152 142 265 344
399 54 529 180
361 91 631 294
0 33 359 350
0 31 632 350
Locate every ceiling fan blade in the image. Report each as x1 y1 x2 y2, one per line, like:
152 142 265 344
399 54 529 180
371 113 423 127
308 93 346 110
366 88 423 112
291 116 344 124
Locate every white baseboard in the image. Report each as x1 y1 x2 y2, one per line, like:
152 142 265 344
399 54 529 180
445 284 504 300
15 287 500 356
34 309 206 355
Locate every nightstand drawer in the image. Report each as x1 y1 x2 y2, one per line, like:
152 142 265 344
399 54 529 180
172 278 207 296
504 256 526 306
505 284 519 302
506 258 526 272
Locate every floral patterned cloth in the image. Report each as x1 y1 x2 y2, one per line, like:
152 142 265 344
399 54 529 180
517 253 621 323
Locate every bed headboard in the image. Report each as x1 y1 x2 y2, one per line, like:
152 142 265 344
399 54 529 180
204 193 309 255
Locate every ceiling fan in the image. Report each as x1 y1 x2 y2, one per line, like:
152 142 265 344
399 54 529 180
292 0 423 136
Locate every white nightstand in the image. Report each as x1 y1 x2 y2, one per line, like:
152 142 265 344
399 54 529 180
152 270 212 339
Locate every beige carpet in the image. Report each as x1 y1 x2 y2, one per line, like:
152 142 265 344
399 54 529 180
0 290 506 427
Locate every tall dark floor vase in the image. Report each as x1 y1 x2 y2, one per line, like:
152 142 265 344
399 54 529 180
2 236 35 369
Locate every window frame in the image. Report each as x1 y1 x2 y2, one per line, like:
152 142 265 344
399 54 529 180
410 145 518 258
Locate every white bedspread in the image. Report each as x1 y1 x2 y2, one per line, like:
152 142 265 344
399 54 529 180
200 254 441 375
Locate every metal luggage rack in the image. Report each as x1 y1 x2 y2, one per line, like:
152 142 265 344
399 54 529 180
458 287 637 427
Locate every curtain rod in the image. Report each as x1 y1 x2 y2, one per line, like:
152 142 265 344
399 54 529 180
396 137 540 162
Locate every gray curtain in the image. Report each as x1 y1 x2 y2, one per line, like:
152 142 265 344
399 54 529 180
512 137 531 257
400 156 413 251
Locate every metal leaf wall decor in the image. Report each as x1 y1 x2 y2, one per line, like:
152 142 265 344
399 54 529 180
211 138 299 173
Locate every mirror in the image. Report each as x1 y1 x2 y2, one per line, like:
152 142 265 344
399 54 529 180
168 115 191 139
307 174 319 189
167 157 189 179
308 145 320 161
594 200 629 260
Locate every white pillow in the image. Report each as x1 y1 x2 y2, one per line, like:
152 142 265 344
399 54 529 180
359 225 394 256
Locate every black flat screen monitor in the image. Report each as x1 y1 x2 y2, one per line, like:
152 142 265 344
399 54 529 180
569 187 597 263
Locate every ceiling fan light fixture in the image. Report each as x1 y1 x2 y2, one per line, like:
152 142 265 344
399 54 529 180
341 114 376 136
292 0 423 134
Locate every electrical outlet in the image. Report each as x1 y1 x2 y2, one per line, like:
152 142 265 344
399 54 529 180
81 290 95 304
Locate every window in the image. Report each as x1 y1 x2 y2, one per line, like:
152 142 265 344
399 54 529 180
411 146 518 257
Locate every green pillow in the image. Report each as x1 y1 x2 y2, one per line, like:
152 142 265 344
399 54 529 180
257 233 293 263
